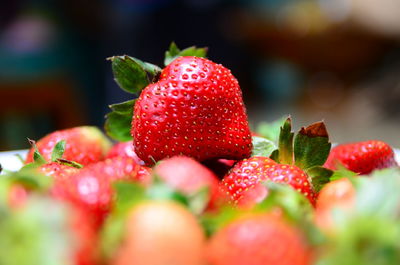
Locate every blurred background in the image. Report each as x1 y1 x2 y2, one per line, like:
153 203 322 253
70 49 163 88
0 0 399 151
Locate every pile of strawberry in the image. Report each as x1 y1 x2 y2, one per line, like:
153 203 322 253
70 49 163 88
1 43 400 265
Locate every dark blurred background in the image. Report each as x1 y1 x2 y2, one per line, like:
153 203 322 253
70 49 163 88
1 0 399 151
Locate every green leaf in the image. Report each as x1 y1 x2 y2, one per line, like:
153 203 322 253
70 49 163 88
294 121 331 170
201 206 241 236
28 139 46 165
277 117 294 164
146 176 188 206
257 182 313 223
109 56 150 94
256 116 287 143
251 136 277 157
164 42 208 66
330 165 358 181
355 168 400 219
186 187 210 216
51 140 66 162
104 100 135 141
270 149 279 162
2 168 52 193
113 181 146 214
56 158 83 169
306 166 333 193
109 99 136 115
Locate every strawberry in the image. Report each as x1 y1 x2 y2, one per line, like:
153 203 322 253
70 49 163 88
109 200 205 265
0 171 99 265
154 156 219 194
105 140 145 165
54 157 152 225
206 214 311 265
25 126 111 166
315 177 355 230
132 56 252 164
105 44 252 165
220 118 333 207
324 140 398 175
154 156 220 210
221 157 315 206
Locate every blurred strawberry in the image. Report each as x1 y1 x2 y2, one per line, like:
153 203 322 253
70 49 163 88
25 126 111 166
206 213 311 265
315 178 356 230
324 140 398 175
105 141 145 165
54 157 151 225
109 201 205 265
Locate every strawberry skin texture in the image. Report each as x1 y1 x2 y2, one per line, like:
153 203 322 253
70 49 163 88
206 214 311 265
221 156 315 207
132 56 252 165
54 157 151 225
106 141 145 165
25 126 111 166
324 140 397 174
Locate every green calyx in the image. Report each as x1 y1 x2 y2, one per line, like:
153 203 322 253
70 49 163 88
105 42 208 142
104 99 135 142
164 42 208 66
261 117 333 192
23 140 83 170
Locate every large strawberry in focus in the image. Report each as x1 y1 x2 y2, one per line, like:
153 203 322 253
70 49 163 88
25 126 111 166
324 140 398 175
105 43 252 165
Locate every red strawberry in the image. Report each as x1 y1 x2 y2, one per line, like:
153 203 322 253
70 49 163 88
206 214 311 265
221 157 315 206
154 156 218 194
39 162 80 180
154 156 219 209
315 178 355 230
324 140 397 174
106 140 145 165
220 119 333 207
110 201 205 265
25 126 111 166
68 205 100 265
132 56 252 164
3 172 99 265
54 157 151 225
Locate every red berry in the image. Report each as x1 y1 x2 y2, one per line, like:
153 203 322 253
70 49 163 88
54 157 151 225
221 157 315 207
324 140 398 174
111 201 205 265
25 126 111 166
132 56 252 164
154 156 219 209
106 141 145 165
206 214 311 265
